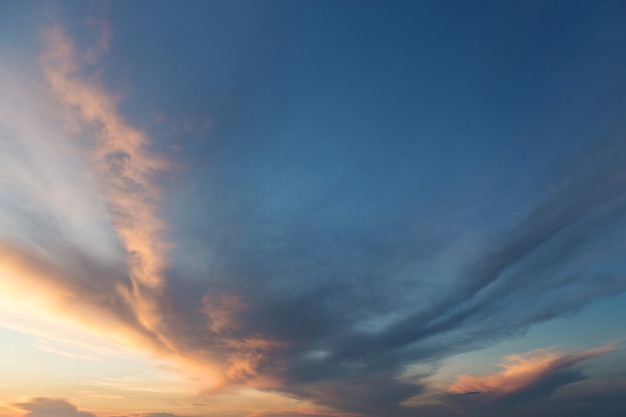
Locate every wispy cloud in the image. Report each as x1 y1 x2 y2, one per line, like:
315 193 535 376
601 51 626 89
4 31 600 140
0 20 176 359
2 9 626 417
40 24 170 317
0 241 161 353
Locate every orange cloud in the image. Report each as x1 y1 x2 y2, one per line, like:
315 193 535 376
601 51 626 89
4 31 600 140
447 343 617 398
0 241 165 357
40 23 172 343
0 51 317 399
199 294 288 388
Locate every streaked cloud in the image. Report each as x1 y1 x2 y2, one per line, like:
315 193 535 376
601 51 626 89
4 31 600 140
2 16 625 415
1 2 626 417
0 19 176 363
40 23 170 339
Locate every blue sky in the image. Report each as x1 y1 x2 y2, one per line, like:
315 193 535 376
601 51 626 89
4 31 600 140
1 1 626 417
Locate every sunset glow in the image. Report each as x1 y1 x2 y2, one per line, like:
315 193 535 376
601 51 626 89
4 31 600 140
1 1 626 417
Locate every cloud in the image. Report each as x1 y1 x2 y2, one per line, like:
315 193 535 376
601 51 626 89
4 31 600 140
426 379 626 417
447 344 616 403
2 12 626 417
277 375 424 417
180 119 626 412
40 23 173 351
0 240 163 354
14 398 96 417
0 20 176 360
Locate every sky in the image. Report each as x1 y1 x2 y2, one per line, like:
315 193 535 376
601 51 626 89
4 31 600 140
1 1 626 416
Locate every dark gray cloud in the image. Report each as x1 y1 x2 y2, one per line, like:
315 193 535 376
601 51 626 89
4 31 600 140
279 374 424 417
498 369 585 404
167 123 626 415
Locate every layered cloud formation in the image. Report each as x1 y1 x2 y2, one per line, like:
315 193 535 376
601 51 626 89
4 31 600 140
1 3 626 417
